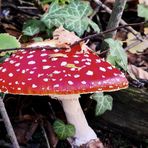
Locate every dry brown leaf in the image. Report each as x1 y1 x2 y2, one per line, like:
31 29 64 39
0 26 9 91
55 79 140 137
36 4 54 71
53 26 81 45
128 64 148 79
125 28 148 53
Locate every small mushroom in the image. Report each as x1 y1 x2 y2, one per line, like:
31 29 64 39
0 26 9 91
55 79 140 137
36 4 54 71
0 42 128 147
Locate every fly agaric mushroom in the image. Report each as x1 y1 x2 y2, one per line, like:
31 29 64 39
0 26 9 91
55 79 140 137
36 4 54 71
0 41 128 147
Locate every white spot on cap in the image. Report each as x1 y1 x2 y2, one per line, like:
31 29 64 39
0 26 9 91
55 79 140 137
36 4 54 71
32 84 37 88
84 54 89 57
109 86 113 88
86 70 93 76
68 81 73 85
53 49 59 52
15 81 19 84
10 60 16 64
53 70 61 74
81 81 86 84
41 49 46 51
43 65 50 69
41 53 47 57
22 70 26 74
38 74 44 78
8 83 12 85
2 68 6 72
28 61 36 65
99 67 106 72
61 61 67 66
8 73 13 77
30 71 34 74
22 82 25 85
86 58 91 62
85 62 91 65
43 78 48 82
98 88 102 91
15 63 20 67
73 55 79 58
96 59 101 63
19 56 23 59
74 61 79 64
17 88 21 90
29 51 36 54
102 75 105 78
28 78 32 81
107 66 112 70
70 68 76 71
54 84 59 88
27 55 34 58
51 58 58 61
74 74 80 78
42 59 47 62
114 73 118 76
52 79 56 81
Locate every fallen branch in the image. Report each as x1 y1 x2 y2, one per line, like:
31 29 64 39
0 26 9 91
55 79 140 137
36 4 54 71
93 0 143 41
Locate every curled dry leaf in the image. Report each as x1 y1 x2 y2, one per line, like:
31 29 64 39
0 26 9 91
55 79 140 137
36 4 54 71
128 64 148 80
53 26 81 45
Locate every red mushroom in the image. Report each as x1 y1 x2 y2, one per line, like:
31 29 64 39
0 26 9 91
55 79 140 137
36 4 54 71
0 41 128 147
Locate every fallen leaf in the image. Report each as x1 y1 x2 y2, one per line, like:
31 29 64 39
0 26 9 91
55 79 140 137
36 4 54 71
53 26 80 45
125 28 148 54
128 64 148 80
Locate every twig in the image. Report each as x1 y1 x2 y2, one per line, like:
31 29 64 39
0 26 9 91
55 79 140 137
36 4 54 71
93 0 142 40
0 97 20 148
125 34 148 51
41 123 51 148
0 46 68 53
32 0 44 13
72 21 147 46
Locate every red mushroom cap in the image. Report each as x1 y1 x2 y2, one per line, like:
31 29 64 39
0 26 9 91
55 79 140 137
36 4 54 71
0 44 128 95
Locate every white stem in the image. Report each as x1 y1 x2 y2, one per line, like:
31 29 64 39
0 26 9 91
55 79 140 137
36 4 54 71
55 94 97 146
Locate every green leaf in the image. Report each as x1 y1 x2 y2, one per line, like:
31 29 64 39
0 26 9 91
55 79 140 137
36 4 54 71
62 0 93 36
53 119 75 140
41 2 65 29
0 33 21 49
138 4 148 20
105 38 128 71
87 18 100 33
23 19 46 36
41 1 100 36
90 93 113 116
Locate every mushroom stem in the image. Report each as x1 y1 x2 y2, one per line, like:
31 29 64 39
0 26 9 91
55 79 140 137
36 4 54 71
0 97 20 148
59 95 97 146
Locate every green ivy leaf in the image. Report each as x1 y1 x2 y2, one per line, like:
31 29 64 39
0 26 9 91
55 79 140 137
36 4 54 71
62 0 92 36
41 1 100 36
0 33 21 49
105 38 128 71
90 93 113 116
53 119 75 140
41 2 65 29
87 18 100 33
23 19 46 36
138 4 148 20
